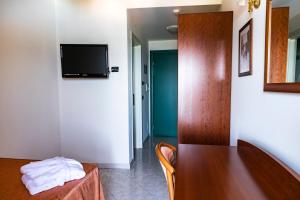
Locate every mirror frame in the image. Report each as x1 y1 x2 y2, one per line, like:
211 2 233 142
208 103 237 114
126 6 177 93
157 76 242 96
264 0 300 93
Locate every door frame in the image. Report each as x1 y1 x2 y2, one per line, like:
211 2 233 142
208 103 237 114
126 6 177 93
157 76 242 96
132 33 143 149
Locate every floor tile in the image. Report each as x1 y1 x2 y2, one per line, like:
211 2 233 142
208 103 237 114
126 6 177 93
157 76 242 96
100 137 177 200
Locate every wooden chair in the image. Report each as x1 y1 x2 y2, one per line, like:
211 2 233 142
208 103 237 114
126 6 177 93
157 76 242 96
155 142 177 200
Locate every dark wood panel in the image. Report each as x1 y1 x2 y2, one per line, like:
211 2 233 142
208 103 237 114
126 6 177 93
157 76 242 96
174 142 300 200
178 12 233 145
264 82 300 93
237 139 300 181
269 7 289 83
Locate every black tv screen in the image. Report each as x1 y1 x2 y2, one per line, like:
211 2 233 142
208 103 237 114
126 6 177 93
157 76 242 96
60 44 109 78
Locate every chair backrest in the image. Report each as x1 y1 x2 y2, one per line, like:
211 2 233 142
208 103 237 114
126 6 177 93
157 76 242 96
155 142 176 200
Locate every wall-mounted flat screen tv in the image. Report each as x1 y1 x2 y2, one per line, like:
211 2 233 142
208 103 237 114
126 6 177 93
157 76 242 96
60 44 109 78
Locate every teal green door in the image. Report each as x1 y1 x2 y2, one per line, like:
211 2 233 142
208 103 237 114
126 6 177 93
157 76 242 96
151 50 178 137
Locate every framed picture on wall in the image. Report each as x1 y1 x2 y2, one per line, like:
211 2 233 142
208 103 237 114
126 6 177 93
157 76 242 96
239 19 253 77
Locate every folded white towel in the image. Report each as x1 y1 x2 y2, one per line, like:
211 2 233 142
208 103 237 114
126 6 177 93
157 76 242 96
23 159 84 180
21 157 82 175
23 165 58 179
62 163 86 182
21 157 86 195
22 174 65 195
21 157 61 174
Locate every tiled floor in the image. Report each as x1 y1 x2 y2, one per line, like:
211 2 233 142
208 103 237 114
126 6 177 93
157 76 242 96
100 137 177 200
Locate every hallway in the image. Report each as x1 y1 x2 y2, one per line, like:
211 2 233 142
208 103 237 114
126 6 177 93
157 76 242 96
100 137 177 200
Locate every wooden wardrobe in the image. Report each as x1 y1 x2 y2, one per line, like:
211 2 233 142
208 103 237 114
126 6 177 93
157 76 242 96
178 12 233 145
269 7 289 83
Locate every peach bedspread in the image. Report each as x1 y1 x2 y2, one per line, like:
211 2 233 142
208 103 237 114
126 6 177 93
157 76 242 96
0 158 105 200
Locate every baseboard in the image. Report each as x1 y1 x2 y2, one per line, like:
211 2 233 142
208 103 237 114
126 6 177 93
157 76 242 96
97 163 131 169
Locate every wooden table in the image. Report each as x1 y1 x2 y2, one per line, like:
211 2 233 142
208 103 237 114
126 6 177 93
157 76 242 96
174 142 300 200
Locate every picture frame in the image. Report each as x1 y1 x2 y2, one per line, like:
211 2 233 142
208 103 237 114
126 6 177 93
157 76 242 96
239 19 253 77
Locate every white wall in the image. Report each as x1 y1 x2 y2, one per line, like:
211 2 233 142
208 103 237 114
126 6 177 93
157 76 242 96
56 0 221 168
127 0 222 8
2 0 298 176
127 12 150 152
8 0 299 174
0 0 61 159
56 0 131 168
221 0 300 174
0 0 223 168
148 40 178 51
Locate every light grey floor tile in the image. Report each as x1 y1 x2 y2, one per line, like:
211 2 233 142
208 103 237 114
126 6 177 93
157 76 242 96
100 137 177 200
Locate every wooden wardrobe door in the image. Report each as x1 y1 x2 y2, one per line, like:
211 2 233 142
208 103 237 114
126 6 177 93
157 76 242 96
269 7 289 83
178 12 233 145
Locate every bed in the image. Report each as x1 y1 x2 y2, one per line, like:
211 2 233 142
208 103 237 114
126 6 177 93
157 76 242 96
0 158 105 200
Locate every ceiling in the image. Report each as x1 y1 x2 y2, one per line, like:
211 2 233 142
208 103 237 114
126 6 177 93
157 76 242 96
272 0 300 35
272 0 292 7
127 5 221 41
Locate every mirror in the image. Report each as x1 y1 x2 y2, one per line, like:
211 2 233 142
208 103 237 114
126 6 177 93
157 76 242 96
265 0 300 92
